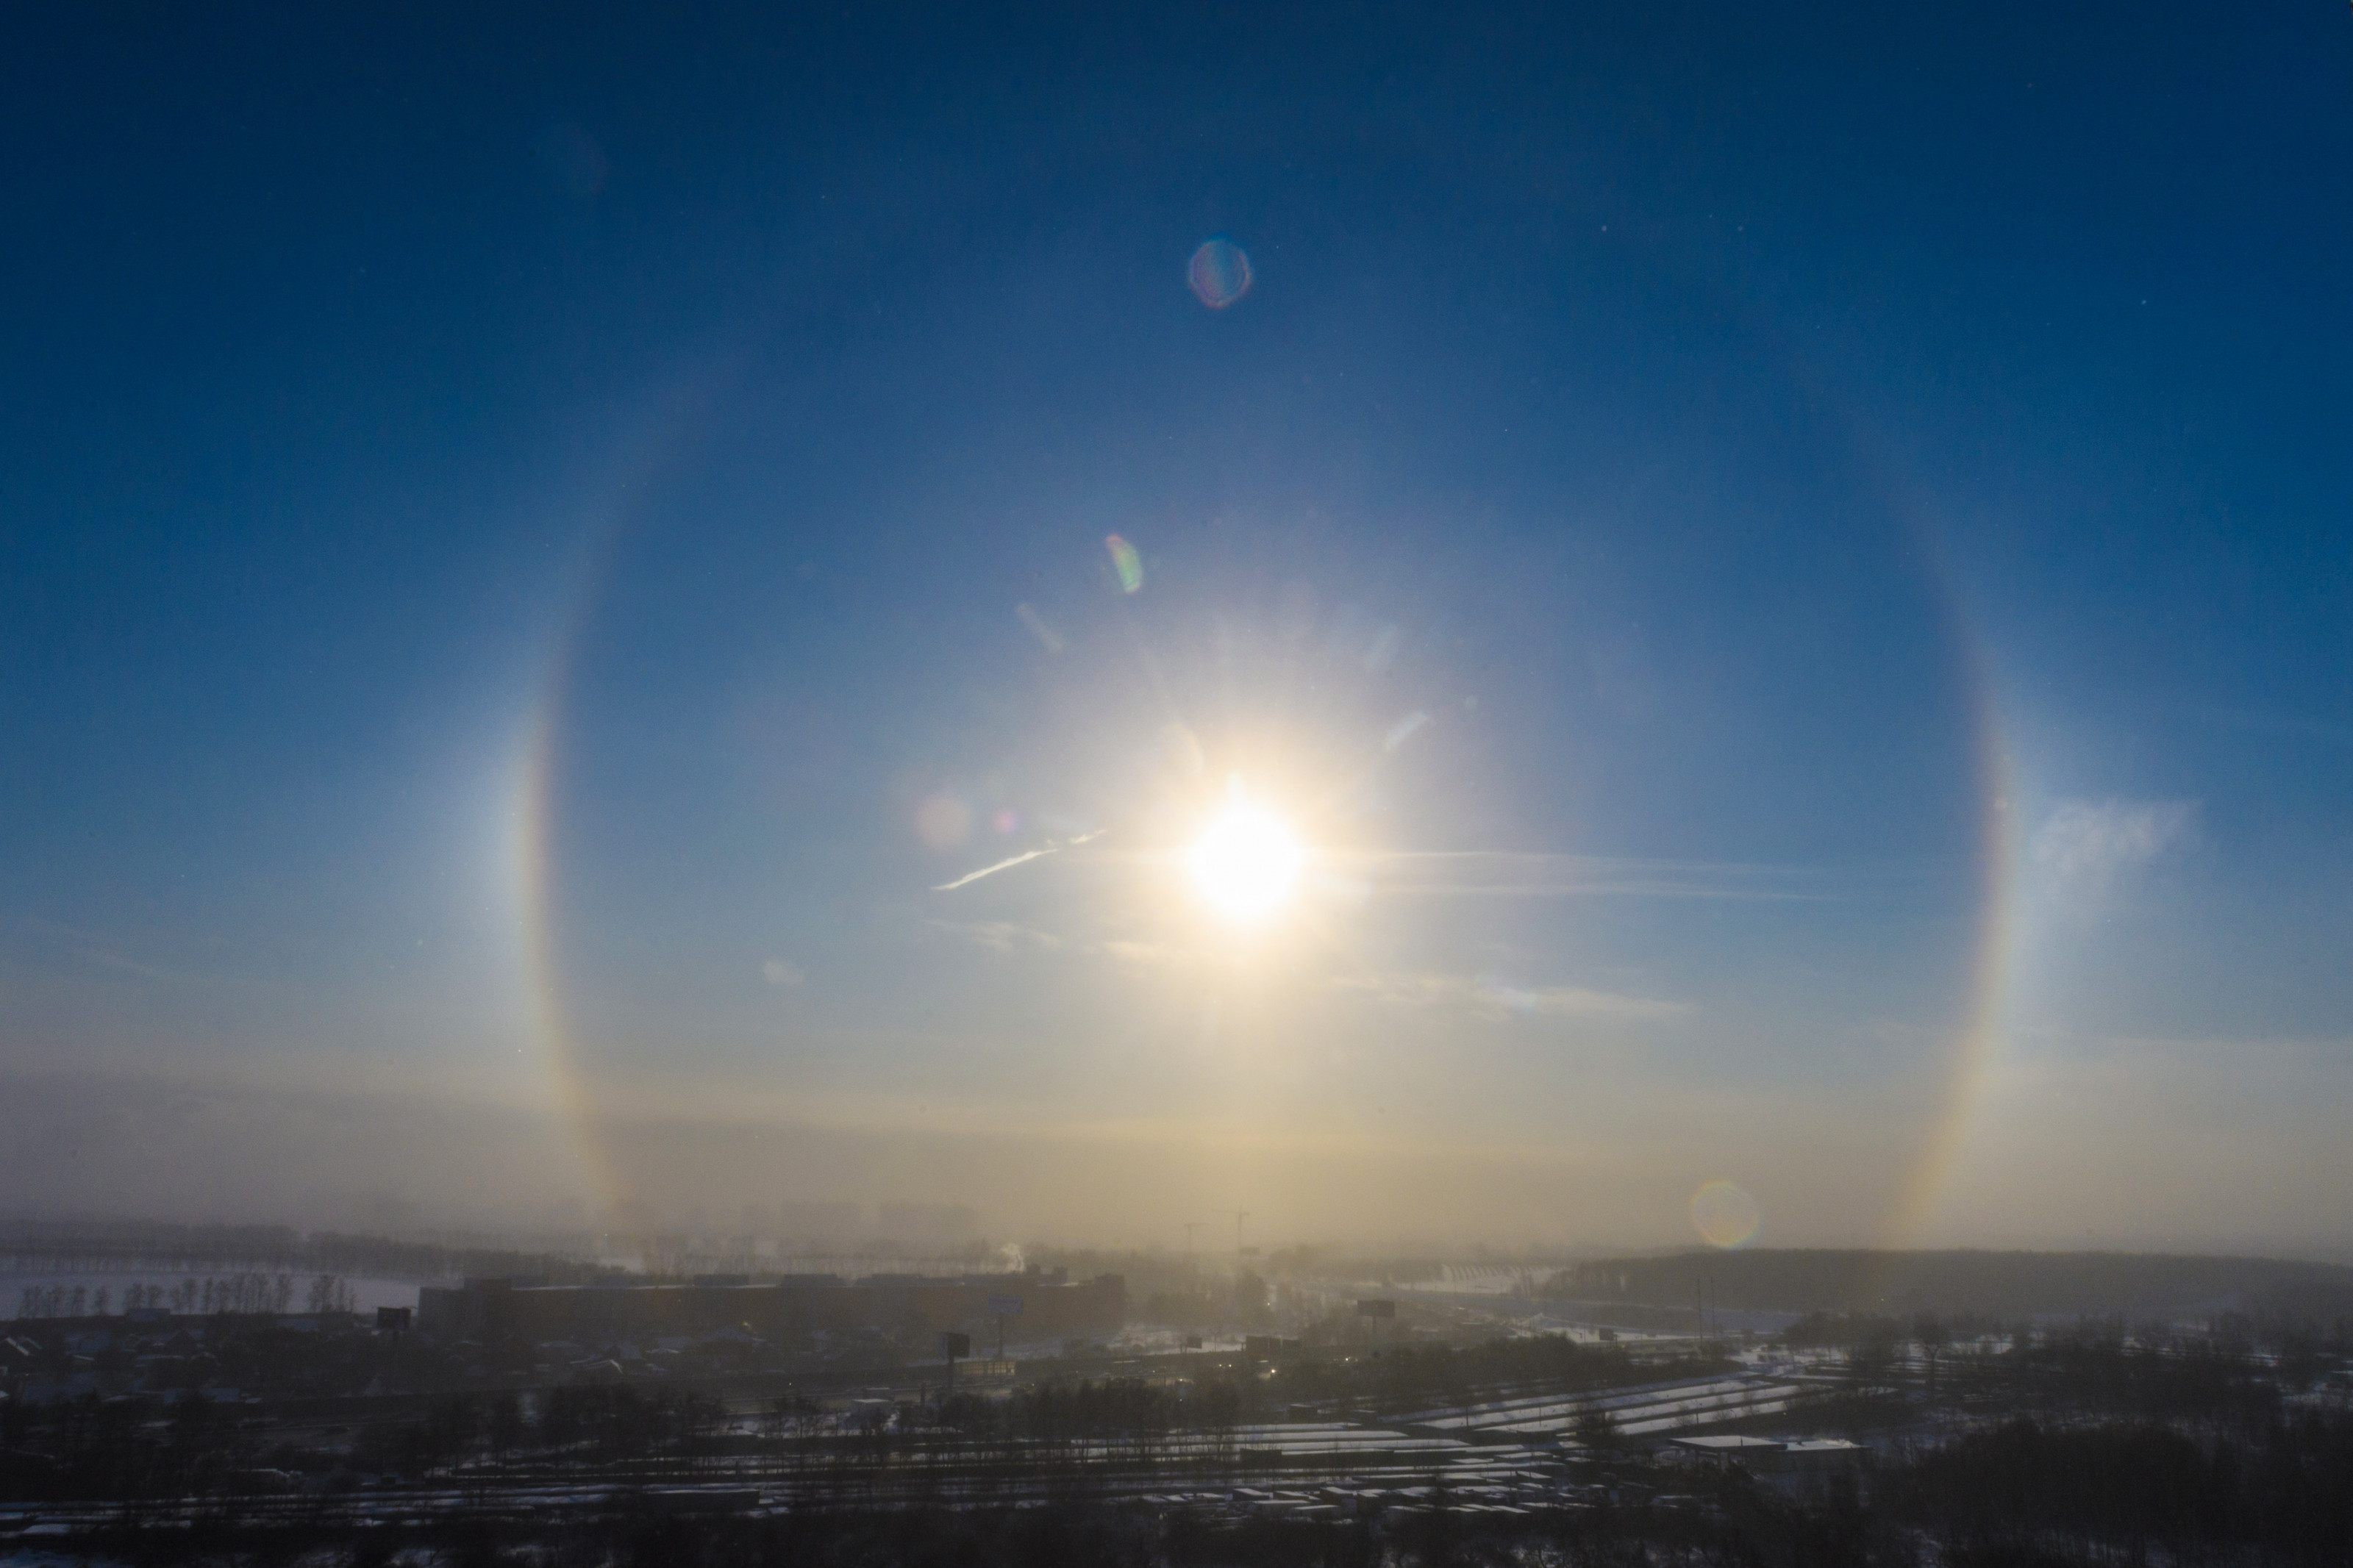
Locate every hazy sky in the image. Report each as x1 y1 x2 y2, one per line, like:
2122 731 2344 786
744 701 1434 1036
4 4 2350 1255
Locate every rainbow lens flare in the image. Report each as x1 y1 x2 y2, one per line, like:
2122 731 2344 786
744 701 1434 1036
1105 534 1143 594
1187 239 1252 308
1689 1180 1762 1249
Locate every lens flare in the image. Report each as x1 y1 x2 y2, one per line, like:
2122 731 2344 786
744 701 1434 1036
1689 1180 1761 1249
915 794 972 848
1105 534 1143 594
1189 806 1304 922
1187 239 1252 308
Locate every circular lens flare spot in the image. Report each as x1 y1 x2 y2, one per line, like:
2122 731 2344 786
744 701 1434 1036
1689 1180 1761 1249
1188 238 1253 308
1189 806 1304 922
915 795 972 848
1105 534 1144 594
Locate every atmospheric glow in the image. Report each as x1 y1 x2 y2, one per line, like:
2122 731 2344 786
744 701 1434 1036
1189 804 1304 922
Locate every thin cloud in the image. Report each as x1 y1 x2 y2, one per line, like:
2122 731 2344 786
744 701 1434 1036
78 949 204 984
927 920 1182 973
2178 704 2353 748
2033 799 2199 886
1357 851 1834 902
1098 939 1185 970
1335 968 1689 1024
926 920 1065 955
7 915 224 986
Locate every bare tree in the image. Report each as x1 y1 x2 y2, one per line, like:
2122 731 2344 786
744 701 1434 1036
1574 1406 1621 1451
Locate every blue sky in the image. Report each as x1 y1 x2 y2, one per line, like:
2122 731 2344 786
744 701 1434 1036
2 4 2349 1253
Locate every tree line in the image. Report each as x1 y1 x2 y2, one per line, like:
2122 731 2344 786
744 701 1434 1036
12 1272 357 1318
1550 1247 2353 1333
0 1220 598 1289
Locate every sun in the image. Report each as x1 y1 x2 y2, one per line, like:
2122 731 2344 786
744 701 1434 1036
1188 803 1304 922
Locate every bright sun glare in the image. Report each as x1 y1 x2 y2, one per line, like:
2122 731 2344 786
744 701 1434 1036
1188 805 1304 923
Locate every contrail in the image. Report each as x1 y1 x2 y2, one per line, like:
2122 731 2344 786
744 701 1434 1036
932 828 1107 892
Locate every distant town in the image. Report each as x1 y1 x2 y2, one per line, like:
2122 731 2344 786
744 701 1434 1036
4 1220 2350 1564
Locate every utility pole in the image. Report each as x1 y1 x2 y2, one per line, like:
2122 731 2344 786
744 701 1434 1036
1224 1209 1253 1336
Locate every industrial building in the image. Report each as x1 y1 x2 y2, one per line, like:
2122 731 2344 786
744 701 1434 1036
416 1266 1123 1344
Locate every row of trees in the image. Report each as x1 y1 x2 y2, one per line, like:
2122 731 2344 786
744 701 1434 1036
351 1385 732 1474
1553 1247 2353 1328
11 1415 2350 1566
0 1385 263 1501
937 1377 1218 1447
1893 1413 2353 1564
0 1222 601 1293
1262 1331 1675 1414
17 1284 113 1319
921 1339 1682 1448
3 1383 737 1499
1838 1315 2313 1432
11 1273 357 1320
